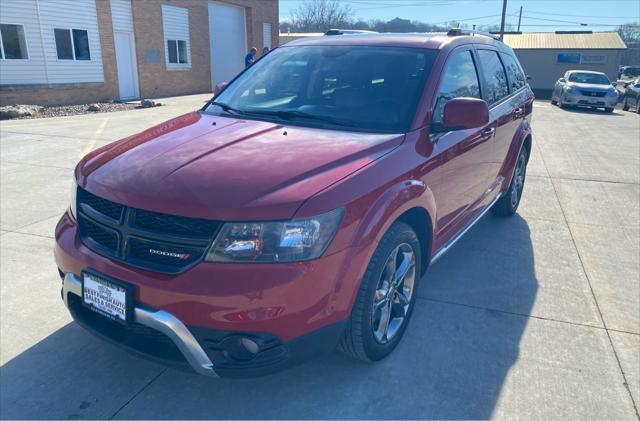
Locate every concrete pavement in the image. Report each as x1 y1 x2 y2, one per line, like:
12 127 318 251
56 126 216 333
0 96 638 419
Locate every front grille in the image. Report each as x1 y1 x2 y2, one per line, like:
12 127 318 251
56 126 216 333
76 188 220 274
580 90 606 97
578 100 605 106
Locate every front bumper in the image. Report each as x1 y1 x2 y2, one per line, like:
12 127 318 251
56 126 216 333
55 212 366 377
563 92 617 108
62 272 218 376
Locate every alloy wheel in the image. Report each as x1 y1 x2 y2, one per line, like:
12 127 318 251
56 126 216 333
371 243 416 344
510 153 527 208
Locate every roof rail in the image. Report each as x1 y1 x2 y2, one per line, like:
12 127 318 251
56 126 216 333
447 28 501 41
325 29 378 36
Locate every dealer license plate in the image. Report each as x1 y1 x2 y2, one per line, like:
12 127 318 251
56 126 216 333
82 272 131 323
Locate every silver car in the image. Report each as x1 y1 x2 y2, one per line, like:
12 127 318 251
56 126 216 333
551 70 618 113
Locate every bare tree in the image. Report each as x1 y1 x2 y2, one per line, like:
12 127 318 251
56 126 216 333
618 23 640 43
290 0 354 32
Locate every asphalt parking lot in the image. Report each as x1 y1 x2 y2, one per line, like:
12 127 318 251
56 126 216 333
1 96 638 420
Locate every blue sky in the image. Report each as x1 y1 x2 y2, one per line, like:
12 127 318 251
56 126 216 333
279 0 640 32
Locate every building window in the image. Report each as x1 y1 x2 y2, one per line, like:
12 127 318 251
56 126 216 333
0 24 29 60
54 28 91 60
162 5 190 69
263 23 272 49
167 39 188 64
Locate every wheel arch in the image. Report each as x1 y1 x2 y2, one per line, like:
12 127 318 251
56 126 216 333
396 207 433 275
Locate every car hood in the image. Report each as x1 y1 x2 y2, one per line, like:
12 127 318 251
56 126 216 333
567 82 614 91
77 112 404 220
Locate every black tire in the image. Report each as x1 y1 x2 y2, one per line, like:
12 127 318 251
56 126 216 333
622 97 630 111
551 98 558 105
636 103 640 114
604 107 614 113
492 146 529 217
338 221 422 362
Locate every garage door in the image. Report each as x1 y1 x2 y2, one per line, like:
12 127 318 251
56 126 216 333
208 2 247 88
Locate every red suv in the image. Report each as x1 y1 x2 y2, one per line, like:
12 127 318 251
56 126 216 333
55 30 533 378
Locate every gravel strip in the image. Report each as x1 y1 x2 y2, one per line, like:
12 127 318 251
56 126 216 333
10 102 139 120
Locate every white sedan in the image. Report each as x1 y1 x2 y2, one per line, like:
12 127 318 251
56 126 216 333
551 70 618 113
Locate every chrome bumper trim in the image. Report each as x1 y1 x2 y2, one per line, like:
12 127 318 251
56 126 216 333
62 273 218 377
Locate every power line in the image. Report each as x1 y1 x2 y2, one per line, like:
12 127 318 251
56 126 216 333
519 10 634 19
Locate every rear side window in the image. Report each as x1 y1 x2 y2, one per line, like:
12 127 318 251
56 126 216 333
477 50 509 105
432 50 481 125
500 53 526 91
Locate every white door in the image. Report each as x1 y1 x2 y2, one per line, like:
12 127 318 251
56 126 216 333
114 32 139 100
208 2 247 88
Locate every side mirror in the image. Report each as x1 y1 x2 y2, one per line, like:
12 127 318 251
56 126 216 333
559 78 566 83
441 97 489 131
612 81 618 87
214 82 228 96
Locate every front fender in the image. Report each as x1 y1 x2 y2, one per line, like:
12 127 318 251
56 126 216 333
352 180 435 252
317 179 437 321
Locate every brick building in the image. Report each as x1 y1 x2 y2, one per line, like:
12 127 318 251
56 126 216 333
0 0 278 105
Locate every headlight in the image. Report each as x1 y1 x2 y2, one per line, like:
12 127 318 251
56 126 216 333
565 86 577 94
606 89 618 97
205 208 344 263
69 180 78 220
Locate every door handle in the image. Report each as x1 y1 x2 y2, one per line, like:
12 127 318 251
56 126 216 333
482 127 495 136
514 107 524 117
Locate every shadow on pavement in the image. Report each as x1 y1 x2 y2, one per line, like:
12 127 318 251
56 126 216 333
0 214 537 420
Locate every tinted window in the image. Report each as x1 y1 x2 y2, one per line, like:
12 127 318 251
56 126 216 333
500 53 526 91
0 24 28 59
207 46 438 133
72 29 90 60
432 50 481 125
167 40 177 63
568 72 610 85
54 28 73 60
477 50 509 104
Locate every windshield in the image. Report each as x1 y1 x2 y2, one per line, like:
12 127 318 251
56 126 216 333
624 67 640 77
568 72 610 85
205 45 437 133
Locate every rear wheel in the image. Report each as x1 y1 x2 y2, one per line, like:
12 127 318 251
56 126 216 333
492 146 529 217
338 221 421 362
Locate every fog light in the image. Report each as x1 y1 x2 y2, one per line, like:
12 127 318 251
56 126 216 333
221 336 260 362
240 337 260 354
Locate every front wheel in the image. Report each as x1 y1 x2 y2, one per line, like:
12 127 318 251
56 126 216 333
604 107 614 113
492 146 529 217
622 97 630 111
558 95 567 109
338 221 421 362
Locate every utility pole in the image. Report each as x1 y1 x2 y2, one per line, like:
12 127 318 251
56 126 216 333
499 0 508 40
517 6 523 33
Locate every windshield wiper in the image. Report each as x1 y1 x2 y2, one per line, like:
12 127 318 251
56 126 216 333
209 101 245 115
244 109 350 127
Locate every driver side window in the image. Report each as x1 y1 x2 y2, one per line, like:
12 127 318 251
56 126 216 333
432 50 481 126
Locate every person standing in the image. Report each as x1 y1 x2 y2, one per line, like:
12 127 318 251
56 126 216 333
245 47 257 68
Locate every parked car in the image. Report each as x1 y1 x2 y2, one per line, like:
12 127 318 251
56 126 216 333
551 70 618 112
619 65 640 82
622 78 640 113
55 30 534 378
